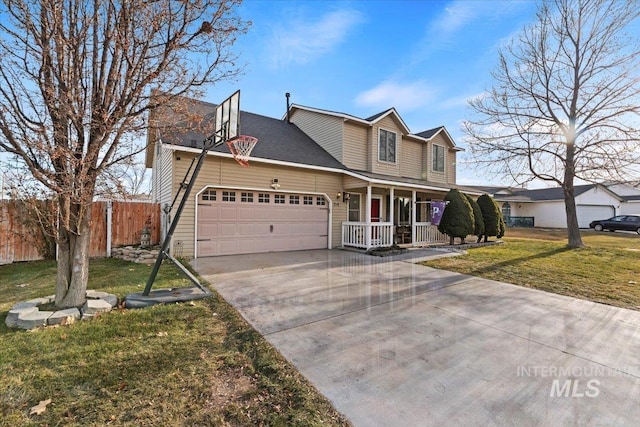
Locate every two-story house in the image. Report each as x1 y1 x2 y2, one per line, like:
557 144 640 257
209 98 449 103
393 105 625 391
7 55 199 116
146 95 467 259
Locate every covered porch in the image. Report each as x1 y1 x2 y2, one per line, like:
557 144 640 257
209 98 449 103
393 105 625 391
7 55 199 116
340 180 449 250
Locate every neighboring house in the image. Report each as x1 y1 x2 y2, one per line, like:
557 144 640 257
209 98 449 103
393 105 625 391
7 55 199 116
145 96 472 258
474 184 640 229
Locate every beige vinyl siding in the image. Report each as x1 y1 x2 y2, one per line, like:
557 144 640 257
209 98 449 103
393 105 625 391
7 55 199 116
290 109 343 162
371 116 402 177
343 123 368 170
447 149 457 184
343 175 368 189
170 154 344 258
401 139 423 179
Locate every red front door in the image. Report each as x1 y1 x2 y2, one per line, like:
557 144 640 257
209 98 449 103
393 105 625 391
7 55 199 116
371 198 380 222
371 198 381 241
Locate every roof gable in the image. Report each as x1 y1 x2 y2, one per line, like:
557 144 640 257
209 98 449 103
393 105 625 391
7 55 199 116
415 126 461 151
288 104 459 149
366 108 410 134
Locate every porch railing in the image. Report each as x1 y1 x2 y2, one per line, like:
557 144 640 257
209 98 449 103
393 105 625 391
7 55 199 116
413 222 448 245
342 222 393 249
342 222 449 249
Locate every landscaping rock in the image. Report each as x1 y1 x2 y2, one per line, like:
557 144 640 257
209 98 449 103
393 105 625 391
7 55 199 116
8 289 122 330
11 301 40 310
16 310 53 330
101 294 118 308
25 297 51 306
47 308 81 326
6 306 38 328
82 299 112 316
111 245 160 263
86 290 110 299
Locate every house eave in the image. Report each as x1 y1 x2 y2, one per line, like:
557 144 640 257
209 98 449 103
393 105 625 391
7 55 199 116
163 143 464 194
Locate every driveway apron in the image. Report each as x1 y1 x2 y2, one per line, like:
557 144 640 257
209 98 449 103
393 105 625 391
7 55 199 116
194 249 640 426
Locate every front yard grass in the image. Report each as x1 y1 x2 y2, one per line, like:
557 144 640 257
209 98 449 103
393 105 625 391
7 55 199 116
423 228 640 310
0 258 349 426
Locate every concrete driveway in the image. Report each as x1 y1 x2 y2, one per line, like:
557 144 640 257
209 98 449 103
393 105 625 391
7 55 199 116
194 249 640 426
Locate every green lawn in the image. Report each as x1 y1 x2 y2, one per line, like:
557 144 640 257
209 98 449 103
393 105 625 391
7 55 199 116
423 228 640 310
0 258 349 426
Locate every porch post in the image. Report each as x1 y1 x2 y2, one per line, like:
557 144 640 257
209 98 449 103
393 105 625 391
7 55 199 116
411 190 417 246
389 187 395 226
365 185 372 248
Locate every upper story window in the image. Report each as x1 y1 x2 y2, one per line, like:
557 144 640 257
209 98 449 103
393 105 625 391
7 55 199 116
432 144 445 173
378 129 397 163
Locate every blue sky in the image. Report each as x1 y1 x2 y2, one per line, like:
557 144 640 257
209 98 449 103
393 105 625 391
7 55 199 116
204 0 539 186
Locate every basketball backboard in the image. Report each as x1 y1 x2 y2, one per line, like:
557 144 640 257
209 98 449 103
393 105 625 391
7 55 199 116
214 90 240 146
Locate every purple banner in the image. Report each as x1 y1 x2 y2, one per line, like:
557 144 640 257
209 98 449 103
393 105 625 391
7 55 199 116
431 201 446 225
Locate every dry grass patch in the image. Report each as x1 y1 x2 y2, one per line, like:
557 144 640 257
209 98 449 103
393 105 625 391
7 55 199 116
0 258 350 426
423 228 640 310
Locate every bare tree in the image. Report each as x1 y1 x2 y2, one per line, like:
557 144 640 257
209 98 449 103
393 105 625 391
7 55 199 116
463 0 640 248
0 0 249 308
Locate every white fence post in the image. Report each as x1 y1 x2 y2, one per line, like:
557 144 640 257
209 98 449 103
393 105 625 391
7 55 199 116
106 200 113 257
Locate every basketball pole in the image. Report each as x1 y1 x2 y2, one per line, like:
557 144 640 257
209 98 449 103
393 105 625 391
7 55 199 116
142 133 220 296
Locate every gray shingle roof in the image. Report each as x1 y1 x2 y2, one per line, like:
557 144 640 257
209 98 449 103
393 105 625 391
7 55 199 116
162 105 346 170
509 185 594 201
415 127 444 139
365 109 394 122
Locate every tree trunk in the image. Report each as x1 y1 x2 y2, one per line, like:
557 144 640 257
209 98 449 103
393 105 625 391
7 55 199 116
563 187 584 248
55 198 92 309
449 235 455 245
563 144 584 248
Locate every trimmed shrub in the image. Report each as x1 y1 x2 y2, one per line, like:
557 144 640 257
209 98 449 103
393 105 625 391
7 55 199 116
465 194 485 239
477 194 505 242
438 189 474 244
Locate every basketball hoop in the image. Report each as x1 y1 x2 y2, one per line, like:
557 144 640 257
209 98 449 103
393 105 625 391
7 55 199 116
226 135 258 167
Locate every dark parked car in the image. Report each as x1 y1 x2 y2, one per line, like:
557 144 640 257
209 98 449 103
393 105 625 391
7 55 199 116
589 215 640 234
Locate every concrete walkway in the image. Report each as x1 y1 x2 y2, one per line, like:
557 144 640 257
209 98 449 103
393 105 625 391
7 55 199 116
194 249 640 426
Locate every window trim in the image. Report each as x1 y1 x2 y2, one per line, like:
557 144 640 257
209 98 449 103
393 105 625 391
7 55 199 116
378 128 397 164
348 193 361 222
432 144 445 173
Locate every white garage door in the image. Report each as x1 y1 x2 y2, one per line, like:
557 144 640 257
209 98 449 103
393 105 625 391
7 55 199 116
577 205 615 228
197 189 329 257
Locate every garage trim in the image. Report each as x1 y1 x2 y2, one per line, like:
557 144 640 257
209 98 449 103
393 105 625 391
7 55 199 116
193 185 333 258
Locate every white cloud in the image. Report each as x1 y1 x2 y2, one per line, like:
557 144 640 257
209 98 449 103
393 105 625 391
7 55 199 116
268 9 364 68
438 92 486 110
431 1 477 36
355 80 438 112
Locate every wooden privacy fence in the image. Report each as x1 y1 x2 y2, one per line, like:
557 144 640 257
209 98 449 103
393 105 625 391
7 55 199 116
0 199 160 264
0 200 43 264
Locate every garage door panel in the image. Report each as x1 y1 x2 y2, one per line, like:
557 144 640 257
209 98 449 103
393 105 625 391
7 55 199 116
577 205 615 228
236 206 256 220
197 190 329 256
219 206 238 220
